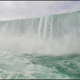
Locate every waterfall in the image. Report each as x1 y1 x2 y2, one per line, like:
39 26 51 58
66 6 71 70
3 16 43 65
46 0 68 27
0 11 80 39
0 11 80 53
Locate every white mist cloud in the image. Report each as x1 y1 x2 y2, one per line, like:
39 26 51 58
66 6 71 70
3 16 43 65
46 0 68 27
0 1 80 20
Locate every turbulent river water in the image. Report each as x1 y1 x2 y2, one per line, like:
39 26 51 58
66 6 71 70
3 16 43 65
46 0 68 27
0 11 80 79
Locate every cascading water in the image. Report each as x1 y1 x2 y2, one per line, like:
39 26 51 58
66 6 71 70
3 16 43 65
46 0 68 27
0 11 80 79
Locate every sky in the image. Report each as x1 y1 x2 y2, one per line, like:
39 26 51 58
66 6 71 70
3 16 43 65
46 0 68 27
0 1 80 20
